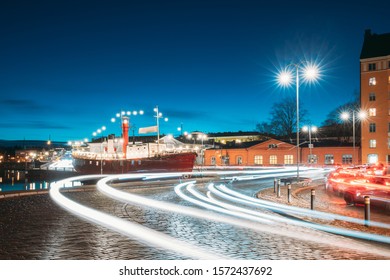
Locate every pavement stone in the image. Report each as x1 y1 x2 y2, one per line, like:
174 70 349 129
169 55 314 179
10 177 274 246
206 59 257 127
0 183 389 260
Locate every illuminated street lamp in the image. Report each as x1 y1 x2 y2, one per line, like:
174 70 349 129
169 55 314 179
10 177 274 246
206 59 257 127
302 125 317 163
277 62 320 180
341 110 367 165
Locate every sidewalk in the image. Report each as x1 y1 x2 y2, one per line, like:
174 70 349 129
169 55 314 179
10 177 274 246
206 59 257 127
256 179 390 237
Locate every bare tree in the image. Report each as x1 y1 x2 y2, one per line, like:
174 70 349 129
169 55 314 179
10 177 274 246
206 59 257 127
257 95 308 138
321 96 360 142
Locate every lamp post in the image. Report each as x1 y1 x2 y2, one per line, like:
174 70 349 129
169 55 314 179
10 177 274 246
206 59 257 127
154 106 169 154
278 62 320 181
302 125 317 164
341 110 366 165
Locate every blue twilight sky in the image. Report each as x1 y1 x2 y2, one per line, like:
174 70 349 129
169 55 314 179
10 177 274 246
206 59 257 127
1 0 389 142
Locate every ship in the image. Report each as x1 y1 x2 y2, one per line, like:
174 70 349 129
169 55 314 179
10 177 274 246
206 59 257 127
72 109 197 174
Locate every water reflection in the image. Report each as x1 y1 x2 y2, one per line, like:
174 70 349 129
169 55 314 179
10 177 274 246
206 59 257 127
0 169 81 192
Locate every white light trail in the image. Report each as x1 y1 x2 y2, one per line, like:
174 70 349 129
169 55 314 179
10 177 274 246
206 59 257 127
49 169 390 259
50 175 223 260
216 184 390 230
174 180 390 257
207 184 390 244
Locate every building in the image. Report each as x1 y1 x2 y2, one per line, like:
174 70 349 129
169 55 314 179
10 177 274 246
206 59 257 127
360 29 390 164
203 138 357 166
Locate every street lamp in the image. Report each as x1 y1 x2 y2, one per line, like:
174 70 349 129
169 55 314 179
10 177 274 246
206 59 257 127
341 110 367 165
302 125 317 164
277 62 320 180
154 106 168 153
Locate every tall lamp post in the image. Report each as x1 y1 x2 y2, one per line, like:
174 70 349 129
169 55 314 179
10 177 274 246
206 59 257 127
278 62 320 181
341 110 366 165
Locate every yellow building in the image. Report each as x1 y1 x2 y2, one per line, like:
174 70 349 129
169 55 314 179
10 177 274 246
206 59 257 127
360 30 390 164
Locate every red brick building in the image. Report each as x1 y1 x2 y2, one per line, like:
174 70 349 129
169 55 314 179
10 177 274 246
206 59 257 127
204 138 358 166
360 30 390 164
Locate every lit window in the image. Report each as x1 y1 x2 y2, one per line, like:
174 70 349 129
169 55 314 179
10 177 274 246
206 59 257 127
325 154 334 165
342 154 352 165
369 93 376 101
369 108 376 116
368 63 376 71
254 155 263 165
369 77 376 86
369 123 376 133
284 155 293 164
270 155 277 164
388 75 390 84
369 139 377 148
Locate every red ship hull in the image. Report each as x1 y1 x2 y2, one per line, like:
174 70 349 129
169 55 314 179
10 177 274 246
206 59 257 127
72 152 197 174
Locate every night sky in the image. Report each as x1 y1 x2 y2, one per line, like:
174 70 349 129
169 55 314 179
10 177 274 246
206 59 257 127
1 0 389 142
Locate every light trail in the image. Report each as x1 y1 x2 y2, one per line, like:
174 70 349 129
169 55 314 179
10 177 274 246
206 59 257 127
49 169 390 259
96 174 389 256
216 184 390 230
174 181 390 257
50 175 223 260
206 184 390 244
184 183 273 224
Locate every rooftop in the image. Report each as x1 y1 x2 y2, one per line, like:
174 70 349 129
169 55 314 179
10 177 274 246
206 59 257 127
360 29 390 59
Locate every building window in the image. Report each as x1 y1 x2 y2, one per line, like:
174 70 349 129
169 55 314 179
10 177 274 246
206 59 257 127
369 139 377 148
254 155 263 165
369 92 376 101
388 75 390 84
369 77 376 86
308 154 318 164
387 155 390 164
368 63 376 71
369 123 376 133
342 154 352 165
236 156 243 165
268 144 277 149
325 154 334 165
270 155 277 165
368 108 376 117
284 155 293 164
211 156 216 165
367 154 378 164
388 139 390 149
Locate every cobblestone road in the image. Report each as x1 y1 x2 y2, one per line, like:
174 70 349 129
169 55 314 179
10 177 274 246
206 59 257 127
1 182 389 260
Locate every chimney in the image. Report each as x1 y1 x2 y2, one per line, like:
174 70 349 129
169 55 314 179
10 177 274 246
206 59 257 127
122 116 129 158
